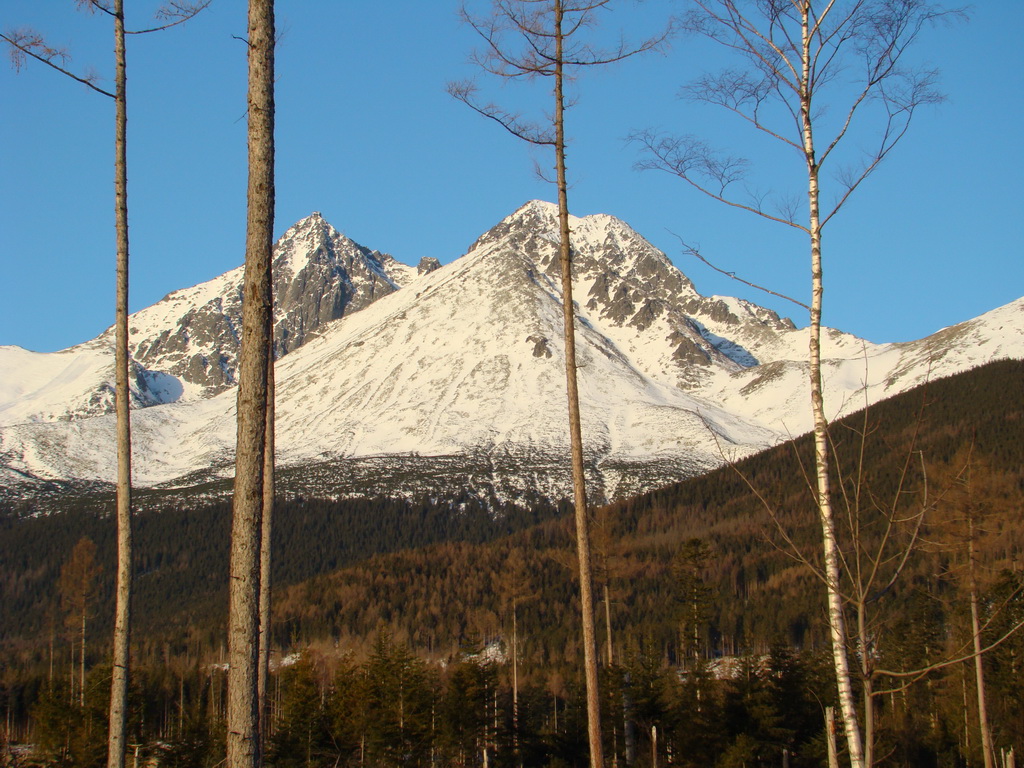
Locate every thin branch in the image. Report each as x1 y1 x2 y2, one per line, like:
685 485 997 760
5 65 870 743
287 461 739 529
698 411 835 592
630 129 808 232
447 79 555 146
454 0 670 126
1 30 115 98
74 0 116 18
666 230 809 310
875 610 1024 691
127 0 211 35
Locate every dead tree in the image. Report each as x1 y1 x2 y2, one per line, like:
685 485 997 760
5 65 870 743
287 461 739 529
450 2 663 764
632 2 963 764
58 537 101 707
925 450 1023 768
226 2 275 768
2 4 207 767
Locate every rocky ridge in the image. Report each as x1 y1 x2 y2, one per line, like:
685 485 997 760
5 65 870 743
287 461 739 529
0 201 1020 507
0 215 429 427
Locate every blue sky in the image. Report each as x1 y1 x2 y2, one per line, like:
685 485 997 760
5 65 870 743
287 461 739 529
2 0 1021 353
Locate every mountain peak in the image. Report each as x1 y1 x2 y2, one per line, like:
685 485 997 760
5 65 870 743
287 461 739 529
504 199 604 234
512 199 559 219
297 210 327 226
278 211 343 250
498 200 655 248
3 201 1018 507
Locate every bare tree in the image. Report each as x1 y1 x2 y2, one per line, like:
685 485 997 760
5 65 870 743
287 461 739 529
226 1 275 767
2 5 207 767
450 3 663 764
632 2 962 765
58 536 101 707
927 450 1022 768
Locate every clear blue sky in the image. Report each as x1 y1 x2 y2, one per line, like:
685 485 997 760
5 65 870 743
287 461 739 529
2 1 1021 353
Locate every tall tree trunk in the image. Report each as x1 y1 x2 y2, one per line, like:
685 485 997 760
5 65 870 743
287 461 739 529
808 140 863 768
623 673 635 764
513 601 520 768
860 608 874 768
553 5 603 766
227 2 274 767
826 707 839 768
258 334 275 745
80 607 87 707
107 1 133 765
969 515 995 768
800 6 862 767
604 583 613 667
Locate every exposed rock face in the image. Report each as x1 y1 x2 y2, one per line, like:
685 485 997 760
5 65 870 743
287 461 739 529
473 200 795 387
417 257 441 276
526 334 553 358
101 213 415 397
5 200 1017 508
130 296 242 391
271 213 403 359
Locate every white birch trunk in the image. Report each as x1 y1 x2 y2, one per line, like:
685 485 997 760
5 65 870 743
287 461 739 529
800 5 863 766
969 515 996 768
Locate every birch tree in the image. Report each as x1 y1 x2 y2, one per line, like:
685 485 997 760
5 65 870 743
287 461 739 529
2 5 207 767
450 3 663 764
631 2 963 765
226 1 275 767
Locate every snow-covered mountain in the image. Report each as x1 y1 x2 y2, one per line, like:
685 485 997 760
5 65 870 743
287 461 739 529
0 213 439 426
1 201 1021 506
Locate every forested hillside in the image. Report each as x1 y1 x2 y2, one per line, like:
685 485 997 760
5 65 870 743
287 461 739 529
0 494 562 651
1 360 1021 766
262 359 1023 654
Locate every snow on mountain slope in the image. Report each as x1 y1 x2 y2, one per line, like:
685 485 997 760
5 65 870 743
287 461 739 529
118 211 424 393
493 202 802 389
702 298 1024 436
264 216 777 471
1 202 1020 505
0 346 114 425
0 345 189 427
0 204 782 497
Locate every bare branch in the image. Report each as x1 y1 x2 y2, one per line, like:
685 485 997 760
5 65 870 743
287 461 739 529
447 79 555 145
127 0 211 35
876 609 1024 688
1 29 114 98
666 230 809 310
454 0 670 123
630 128 807 231
74 0 116 17
697 411 829 585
